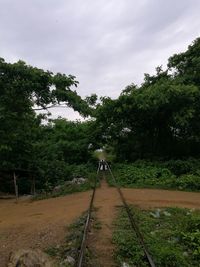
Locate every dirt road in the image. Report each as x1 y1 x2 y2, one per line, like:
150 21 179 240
0 191 91 267
122 187 200 209
0 185 200 266
89 180 120 267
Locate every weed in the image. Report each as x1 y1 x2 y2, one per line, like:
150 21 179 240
113 206 200 267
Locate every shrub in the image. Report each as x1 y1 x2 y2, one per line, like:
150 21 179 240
163 159 200 176
109 160 200 191
175 174 200 190
112 163 175 188
181 212 200 260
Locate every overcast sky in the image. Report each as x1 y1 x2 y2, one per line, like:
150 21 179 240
1 0 200 120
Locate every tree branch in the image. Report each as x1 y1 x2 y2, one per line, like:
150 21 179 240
33 105 68 111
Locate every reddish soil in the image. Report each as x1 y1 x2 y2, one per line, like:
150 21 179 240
89 180 120 267
0 184 200 267
0 191 91 267
122 188 200 209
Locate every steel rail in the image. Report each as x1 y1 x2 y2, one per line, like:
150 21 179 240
105 161 156 267
76 162 100 267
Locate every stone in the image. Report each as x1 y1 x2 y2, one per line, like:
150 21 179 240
163 211 171 217
122 262 131 267
71 177 86 185
63 255 75 265
7 249 54 267
150 209 161 218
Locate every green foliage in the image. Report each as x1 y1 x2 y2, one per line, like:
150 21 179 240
112 164 173 186
168 37 200 86
85 93 98 107
107 159 200 191
182 231 200 259
0 57 89 169
181 213 200 260
113 206 200 267
0 58 95 193
34 166 97 200
2 37 200 193
163 159 200 175
95 37 200 161
32 119 97 190
175 174 200 191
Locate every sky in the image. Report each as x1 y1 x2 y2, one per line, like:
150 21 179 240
0 0 200 120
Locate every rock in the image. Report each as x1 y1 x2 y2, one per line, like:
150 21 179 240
7 249 54 267
53 185 62 192
121 262 131 267
63 255 75 265
163 211 171 217
71 177 86 185
63 178 87 186
150 209 161 218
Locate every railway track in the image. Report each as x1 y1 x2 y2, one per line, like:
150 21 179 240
76 161 101 267
76 161 156 267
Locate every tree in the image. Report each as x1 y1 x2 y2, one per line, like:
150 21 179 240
94 37 200 161
0 58 91 171
168 37 200 87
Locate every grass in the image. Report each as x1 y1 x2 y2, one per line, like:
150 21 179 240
113 206 200 267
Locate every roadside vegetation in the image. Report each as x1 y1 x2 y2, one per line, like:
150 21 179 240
113 206 200 267
33 170 96 200
107 159 200 191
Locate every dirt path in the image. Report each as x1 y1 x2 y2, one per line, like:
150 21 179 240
0 191 91 267
122 188 200 209
89 179 120 267
0 185 200 267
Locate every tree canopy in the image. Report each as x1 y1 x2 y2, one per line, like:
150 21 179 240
1 37 200 192
0 59 92 170
94 37 200 160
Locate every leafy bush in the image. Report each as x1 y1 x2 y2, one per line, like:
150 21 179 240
109 163 175 188
36 163 96 190
181 212 200 260
182 231 200 260
108 159 200 191
33 163 97 199
175 174 200 190
163 159 200 176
